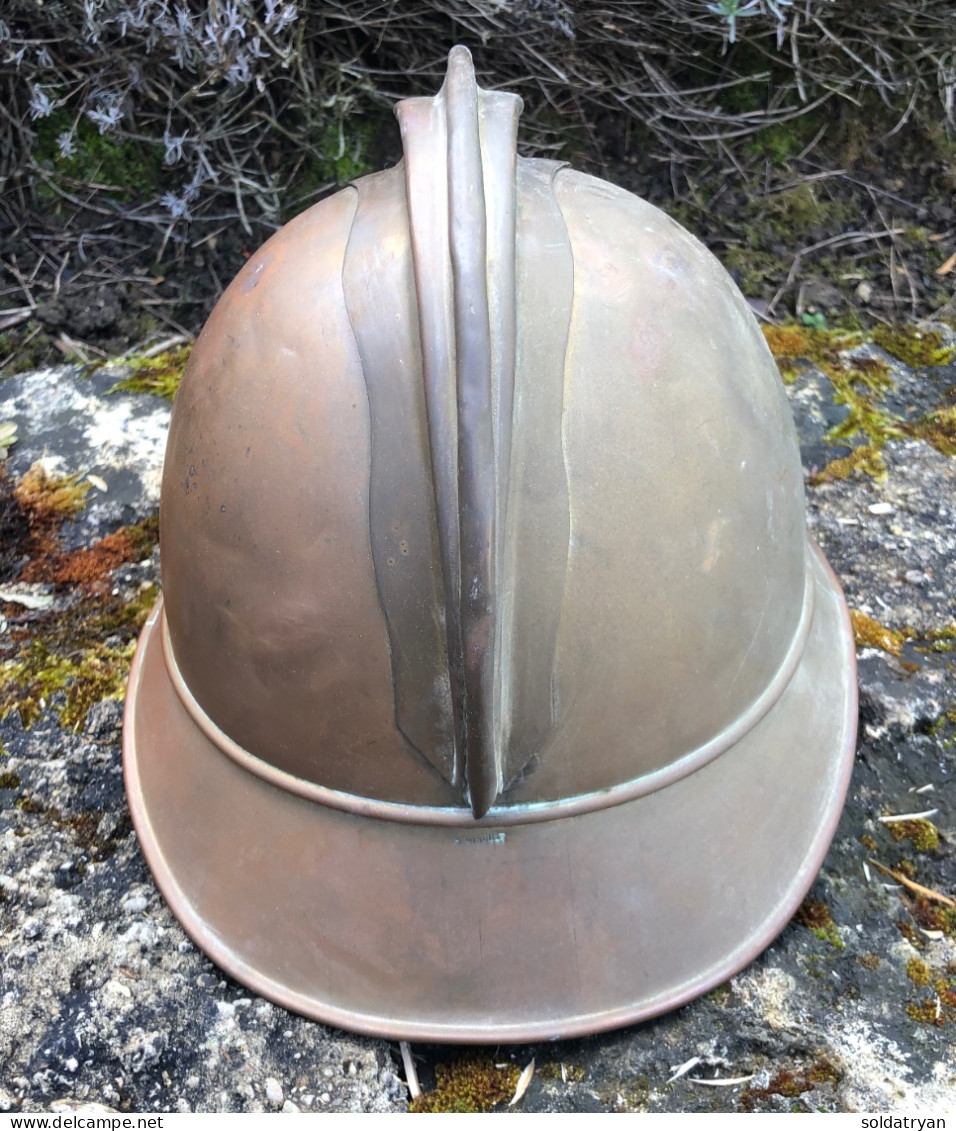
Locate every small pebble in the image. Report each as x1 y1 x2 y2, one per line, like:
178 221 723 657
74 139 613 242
855 280 873 303
282 1101 300 1113
868 502 894 515
904 570 924 585
265 1077 283 1106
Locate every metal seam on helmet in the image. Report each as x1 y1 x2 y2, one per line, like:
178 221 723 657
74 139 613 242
159 547 817 828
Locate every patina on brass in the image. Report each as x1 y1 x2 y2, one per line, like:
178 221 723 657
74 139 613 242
123 46 857 1042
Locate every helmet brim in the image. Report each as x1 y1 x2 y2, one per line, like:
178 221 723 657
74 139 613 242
123 540 856 1043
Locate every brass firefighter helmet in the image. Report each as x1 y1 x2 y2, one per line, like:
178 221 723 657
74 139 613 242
124 46 857 1042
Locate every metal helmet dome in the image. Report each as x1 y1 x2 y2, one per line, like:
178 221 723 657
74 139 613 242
124 46 857 1042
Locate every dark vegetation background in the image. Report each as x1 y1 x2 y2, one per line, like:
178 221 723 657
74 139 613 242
1 0 955 373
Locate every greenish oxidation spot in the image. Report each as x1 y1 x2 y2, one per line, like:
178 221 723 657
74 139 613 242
763 322 956 483
795 897 844 950
108 344 192 402
409 1057 521 1114
887 818 940 854
0 582 157 730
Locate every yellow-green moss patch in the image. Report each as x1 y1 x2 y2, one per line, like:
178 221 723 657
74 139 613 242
109 344 192 401
872 325 956 368
795 898 844 950
907 958 932 987
0 583 157 730
15 463 92 526
887 818 940 853
903 406 956 457
763 320 956 483
849 610 909 655
410 1057 521 1114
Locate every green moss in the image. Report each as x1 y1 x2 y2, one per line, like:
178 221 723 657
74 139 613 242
33 113 164 203
410 1058 521 1114
0 583 157 731
888 818 940 853
15 463 92 523
907 958 932 987
108 345 192 402
873 324 956 368
849 610 910 655
746 114 826 166
907 976 956 1028
538 1062 585 1083
904 898 956 939
2 636 135 730
721 245 786 301
707 982 732 1006
904 407 956 458
281 113 385 216
906 999 944 1026
762 320 956 483
809 445 887 486
858 953 880 970
795 898 844 950
739 1060 841 1112
0 770 21 789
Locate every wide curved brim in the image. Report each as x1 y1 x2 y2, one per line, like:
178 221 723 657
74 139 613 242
123 542 856 1043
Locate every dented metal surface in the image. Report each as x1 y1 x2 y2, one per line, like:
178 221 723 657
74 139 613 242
123 46 857 1041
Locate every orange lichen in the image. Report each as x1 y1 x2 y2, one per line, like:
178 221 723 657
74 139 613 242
21 516 158 589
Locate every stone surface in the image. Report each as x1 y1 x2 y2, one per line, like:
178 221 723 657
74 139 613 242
0 342 954 1114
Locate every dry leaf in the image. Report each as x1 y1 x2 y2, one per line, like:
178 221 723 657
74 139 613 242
869 859 956 907
688 1075 754 1087
0 586 54 610
937 250 956 275
509 1058 535 1106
